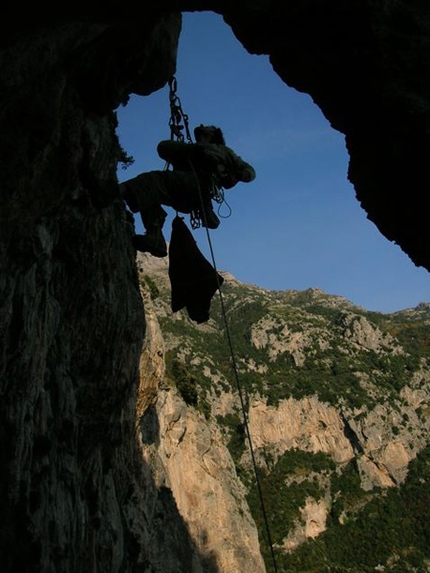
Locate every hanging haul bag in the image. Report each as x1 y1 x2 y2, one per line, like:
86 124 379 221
168 215 223 323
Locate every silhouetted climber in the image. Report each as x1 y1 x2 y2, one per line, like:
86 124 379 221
120 125 256 257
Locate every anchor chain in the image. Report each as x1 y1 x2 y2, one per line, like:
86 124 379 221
166 76 227 229
168 76 193 144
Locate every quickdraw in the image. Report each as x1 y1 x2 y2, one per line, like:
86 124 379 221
166 76 226 230
168 76 193 144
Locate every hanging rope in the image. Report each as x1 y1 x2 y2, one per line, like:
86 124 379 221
194 172 280 573
164 75 279 572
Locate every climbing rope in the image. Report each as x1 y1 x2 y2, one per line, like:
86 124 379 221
166 76 279 573
200 214 279 573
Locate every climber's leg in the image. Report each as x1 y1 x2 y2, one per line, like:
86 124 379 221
134 204 168 258
120 172 170 257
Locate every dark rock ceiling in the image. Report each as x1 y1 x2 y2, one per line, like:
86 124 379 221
218 2 430 274
2 3 430 273
178 2 430 274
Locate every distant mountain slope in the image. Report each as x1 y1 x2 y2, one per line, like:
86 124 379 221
137 251 430 573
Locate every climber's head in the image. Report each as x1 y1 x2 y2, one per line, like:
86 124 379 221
194 125 225 145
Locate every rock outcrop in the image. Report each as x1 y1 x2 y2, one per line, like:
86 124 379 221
248 397 355 464
135 253 430 568
0 15 183 573
136 266 266 573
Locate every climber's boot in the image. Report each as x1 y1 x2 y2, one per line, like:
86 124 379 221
133 226 167 258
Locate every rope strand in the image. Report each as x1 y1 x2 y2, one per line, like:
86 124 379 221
189 160 278 573
202 222 279 573
167 76 278 572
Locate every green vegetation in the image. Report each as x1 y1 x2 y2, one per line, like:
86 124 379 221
143 275 160 300
393 322 430 357
329 460 370 523
246 449 334 564
217 412 247 465
164 352 213 417
166 355 198 406
278 446 430 572
142 267 430 572
159 274 428 410
117 143 135 170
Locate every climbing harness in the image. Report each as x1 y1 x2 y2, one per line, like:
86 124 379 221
166 76 279 573
166 76 230 230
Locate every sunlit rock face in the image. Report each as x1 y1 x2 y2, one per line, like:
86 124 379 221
1 3 430 572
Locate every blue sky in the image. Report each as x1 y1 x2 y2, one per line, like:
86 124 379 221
116 11 430 314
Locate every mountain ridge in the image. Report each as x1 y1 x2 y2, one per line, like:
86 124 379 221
137 250 430 572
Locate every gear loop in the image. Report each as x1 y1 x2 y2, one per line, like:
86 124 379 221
211 180 225 204
190 210 201 229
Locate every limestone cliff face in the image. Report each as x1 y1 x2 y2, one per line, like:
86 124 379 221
136 254 430 566
137 271 266 573
231 383 430 546
248 397 355 464
0 16 183 573
251 387 429 552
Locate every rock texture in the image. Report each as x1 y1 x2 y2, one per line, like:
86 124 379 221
2 3 430 572
282 497 329 552
136 268 266 572
248 397 355 463
140 390 265 573
0 16 184 573
220 0 430 270
136 252 430 568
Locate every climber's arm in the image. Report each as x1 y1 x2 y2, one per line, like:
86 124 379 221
206 145 256 189
235 158 256 183
156 140 199 169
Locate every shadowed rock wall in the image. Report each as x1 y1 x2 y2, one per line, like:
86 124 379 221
1 3 430 571
0 16 206 573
